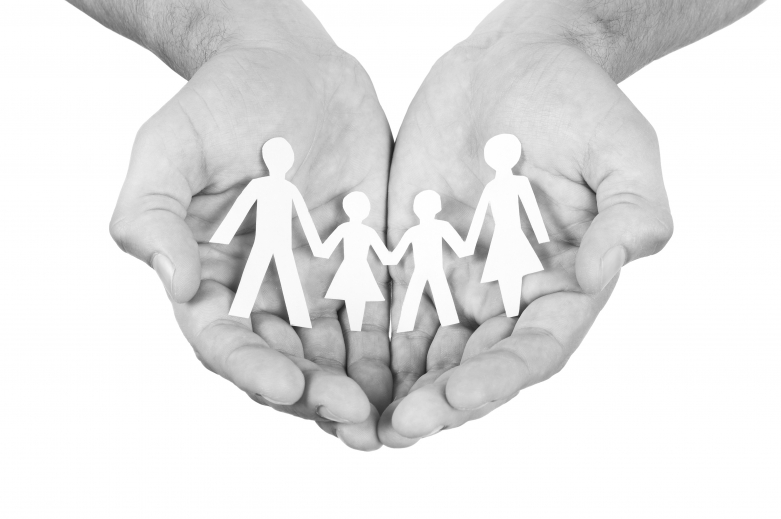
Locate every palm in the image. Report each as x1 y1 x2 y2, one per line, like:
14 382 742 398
125 46 393 449
383 39 660 443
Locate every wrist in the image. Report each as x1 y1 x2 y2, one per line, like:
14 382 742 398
137 0 337 79
469 0 766 83
466 0 662 82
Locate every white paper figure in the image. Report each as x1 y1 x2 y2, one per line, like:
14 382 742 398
318 192 392 332
465 134 550 318
210 137 322 327
389 190 470 333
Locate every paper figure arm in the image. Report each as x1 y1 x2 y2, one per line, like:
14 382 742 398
291 188 325 257
387 229 414 265
368 229 393 265
319 224 347 259
465 186 490 253
210 181 258 244
518 176 550 244
442 224 471 258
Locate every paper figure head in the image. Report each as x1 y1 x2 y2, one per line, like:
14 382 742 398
413 190 441 220
343 191 370 222
484 134 522 171
262 137 295 178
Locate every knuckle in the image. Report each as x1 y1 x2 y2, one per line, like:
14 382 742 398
646 209 674 253
500 327 572 383
133 118 160 152
642 118 660 149
108 216 130 253
194 348 218 375
221 343 250 380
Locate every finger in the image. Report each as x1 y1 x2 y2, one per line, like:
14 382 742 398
391 370 500 439
456 269 582 362
400 323 472 395
295 316 371 424
342 296 393 413
253 365 370 423
389 281 440 399
577 113 673 294
380 286 443 447
251 312 304 358
445 288 607 411
318 405 382 451
460 315 516 362
426 322 472 371
519 268 582 313
173 280 304 405
377 399 419 449
110 121 203 303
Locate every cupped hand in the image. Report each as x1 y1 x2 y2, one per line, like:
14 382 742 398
381 29 673 446
110 37 393 450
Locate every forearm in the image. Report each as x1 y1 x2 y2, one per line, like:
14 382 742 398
473 0 766 82
65 0 334 79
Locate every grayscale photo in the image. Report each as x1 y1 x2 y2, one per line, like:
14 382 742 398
1 1 778 517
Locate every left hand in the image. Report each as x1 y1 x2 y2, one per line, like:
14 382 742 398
380 10 673 446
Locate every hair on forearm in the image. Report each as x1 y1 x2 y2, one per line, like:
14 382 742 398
66 0 231 78
563 0 767 82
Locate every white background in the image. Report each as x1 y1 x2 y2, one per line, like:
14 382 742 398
1 1 779 518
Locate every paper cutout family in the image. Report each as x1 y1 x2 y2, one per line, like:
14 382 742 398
210 135 550 332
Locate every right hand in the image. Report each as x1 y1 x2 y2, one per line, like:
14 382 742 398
109 7 393 450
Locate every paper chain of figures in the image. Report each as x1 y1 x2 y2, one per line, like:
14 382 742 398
210 135 550 332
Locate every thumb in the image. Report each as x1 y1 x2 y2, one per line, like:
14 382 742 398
576 120 674 294
109 124 202 303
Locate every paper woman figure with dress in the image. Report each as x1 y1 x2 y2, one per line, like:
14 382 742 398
318 191 392 332
465 133 550 318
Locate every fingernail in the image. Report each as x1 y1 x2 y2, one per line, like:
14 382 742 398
422 425 444 438
260 395 290 406
600 246 626 291
152 253 175 300
453 401 490 412
317 406 350 423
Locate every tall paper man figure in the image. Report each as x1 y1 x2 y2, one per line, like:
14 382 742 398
210 137 322 327
389 190 470 333
320 191 392 332
465 134 550 318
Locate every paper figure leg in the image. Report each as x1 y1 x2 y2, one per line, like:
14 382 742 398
428 271 459 327
397 272 426 333
499 277 523 318
345 299 366 332
229 245 273 318
274 248 312 328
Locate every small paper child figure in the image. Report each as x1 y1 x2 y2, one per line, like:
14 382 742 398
465 134 550 318
319 192 392 332
389 190 471 333
210 137 322 327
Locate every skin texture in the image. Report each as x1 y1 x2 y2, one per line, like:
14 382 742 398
379 0 763 446
67 0 766 450
90 0 395 451
381 34 665 447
